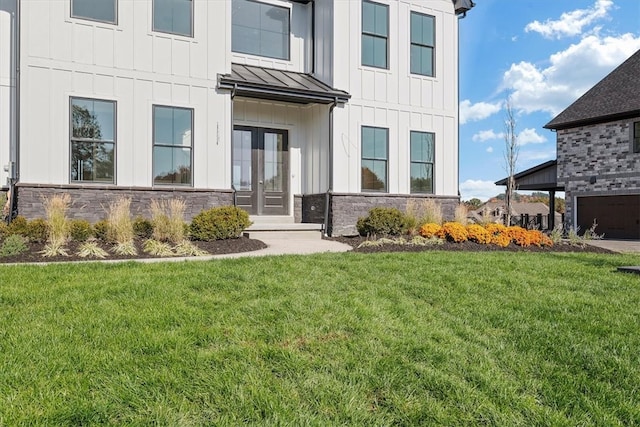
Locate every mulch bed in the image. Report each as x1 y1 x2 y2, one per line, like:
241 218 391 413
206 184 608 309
329 235 616 254
0 237 267 264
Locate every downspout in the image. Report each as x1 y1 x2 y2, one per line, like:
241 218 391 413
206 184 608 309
230 83 237 207
456 9 467 205
323 97 338 237
5 0 19 223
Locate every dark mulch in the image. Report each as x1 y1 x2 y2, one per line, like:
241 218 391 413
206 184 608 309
329 235 616 254
0 237 267 264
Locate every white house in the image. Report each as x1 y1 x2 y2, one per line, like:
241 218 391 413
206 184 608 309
0 0 472 235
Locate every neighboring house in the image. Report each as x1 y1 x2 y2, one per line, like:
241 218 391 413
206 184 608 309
544 49 640 239
0 0 472 235
469 200 561 229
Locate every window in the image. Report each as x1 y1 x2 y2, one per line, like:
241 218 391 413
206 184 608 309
232 0 290 60
361 126 388 192
362 0 388 69
71 0 117 24
153 0 193 37
70 98 115 183
410 12 435 76
634 121 640 153
153 106 193 185
410 131 434 193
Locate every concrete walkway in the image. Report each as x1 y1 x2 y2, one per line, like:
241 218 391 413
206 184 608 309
583 239 640 254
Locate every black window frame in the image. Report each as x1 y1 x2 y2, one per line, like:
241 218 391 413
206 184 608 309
361 0 389 69
361 126 388 192
152 0 194 38
152 105 194 186
410 131 435 194
231 0 291 61
71 0 118 25
633 121 640 154
69 97 117 184
410 11 435 77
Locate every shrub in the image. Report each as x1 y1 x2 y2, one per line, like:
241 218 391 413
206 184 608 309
0 234 28 257
437 222 468 243
26 218 48 243
491 232 511 248
485 223 507 236
506 226 532 247
190 206 251 241
69 219 92 242
0 222 8 241
8 216 29 237
466 224 491 244
93 220 110 242
133 216 153 239
150 199 186 244
43 193 71 248
356 207 409 237
419 223 442 239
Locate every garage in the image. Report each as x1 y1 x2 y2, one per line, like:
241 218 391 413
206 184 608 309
577 195 640 239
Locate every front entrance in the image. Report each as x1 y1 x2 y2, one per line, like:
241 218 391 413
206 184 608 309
233 126 289 215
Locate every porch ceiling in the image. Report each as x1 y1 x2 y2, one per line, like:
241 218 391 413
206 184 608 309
218 63 351 105
495 160 565 192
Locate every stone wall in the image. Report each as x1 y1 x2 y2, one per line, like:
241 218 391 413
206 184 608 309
329 193 460 236
16 184 234 222
557 118 640 224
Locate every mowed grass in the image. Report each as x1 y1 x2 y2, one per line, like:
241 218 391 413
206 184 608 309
1 252 639 425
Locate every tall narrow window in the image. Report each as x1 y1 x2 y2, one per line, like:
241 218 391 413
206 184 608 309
71 0 117 24
70 98 116 183
634 121 640 153
153 0 193 37
361 126 388 192
153 106 193 185
232 0 290 60
362 0 388 69
410 131 434 193
410 11 435 76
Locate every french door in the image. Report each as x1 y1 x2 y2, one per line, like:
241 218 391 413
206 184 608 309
233 127 289 215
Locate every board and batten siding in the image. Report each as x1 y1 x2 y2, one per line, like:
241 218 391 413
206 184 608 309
18 0 231 189
0 6 11 186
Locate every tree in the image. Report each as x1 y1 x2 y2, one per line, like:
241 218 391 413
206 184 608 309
503 99 519 226
464 198 482 210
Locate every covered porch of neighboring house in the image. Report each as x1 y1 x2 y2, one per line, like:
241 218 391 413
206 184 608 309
495 160 565 230
217 64 350 237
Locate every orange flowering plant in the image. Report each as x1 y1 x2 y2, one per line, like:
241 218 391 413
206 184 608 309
437 222 468 243
419 223 442 239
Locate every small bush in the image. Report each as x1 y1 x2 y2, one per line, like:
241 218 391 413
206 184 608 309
93 220 110 242
190 206 251 241
419 223 442 239
491 233 511 248
77 239 108 259
8 216 29 237
0 234 28 257
69 219 93 242
466 224 491 244
174 240 209 257
437 222 468 243
485 223 507 236
26 218 48 243
0 222 8 241
356 207 409 237
143 239 175 257
133 216 153 239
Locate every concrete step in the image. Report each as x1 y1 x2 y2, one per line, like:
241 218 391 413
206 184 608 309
244 222 324 240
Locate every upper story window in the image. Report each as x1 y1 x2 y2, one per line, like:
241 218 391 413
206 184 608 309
70 98 116 184
232 0 290 60
410 131 434 193
361 126 388 192
410 11 435 77
153 106 193 186
362 0 388 69
71 0 117 24
153 0 193 37
634 121 640 153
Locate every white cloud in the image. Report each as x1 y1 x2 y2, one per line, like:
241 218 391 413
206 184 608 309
460 100 502 124
518 149 556 165
525 0 613 39
502 33 640 116
486 146 494 153
472 129 504 142
460 179 502 202
517 128 547 145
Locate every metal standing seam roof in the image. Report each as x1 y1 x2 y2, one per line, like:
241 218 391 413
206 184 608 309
218 63 351 105
545 49 640 130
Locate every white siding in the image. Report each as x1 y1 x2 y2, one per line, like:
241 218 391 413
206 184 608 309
0 7 11 185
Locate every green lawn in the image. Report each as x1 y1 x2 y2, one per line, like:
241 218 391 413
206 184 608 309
1 252 639 425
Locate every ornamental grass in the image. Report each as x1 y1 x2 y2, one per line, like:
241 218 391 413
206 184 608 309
106 197 137 255
42 193 71 257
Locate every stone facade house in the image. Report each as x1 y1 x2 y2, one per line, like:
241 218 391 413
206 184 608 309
544 49 640 239
0 0 474 235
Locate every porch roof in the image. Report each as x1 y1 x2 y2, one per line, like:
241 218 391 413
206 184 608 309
495 160 564 192
218 63 351 105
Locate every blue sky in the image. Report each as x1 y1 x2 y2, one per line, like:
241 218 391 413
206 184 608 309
458 0 640 201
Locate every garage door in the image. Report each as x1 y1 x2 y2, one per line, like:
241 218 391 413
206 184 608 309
577 195 640 239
